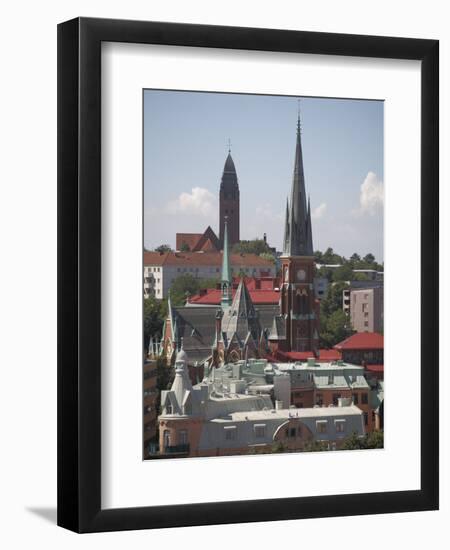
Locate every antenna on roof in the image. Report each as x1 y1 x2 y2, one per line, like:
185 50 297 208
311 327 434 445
227 138 231 153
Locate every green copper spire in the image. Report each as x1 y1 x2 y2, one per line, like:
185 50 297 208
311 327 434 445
221 218 232 308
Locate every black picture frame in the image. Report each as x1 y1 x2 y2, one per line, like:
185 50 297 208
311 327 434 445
57 17 439 533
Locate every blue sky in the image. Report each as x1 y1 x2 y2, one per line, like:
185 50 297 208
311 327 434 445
144 90 384 261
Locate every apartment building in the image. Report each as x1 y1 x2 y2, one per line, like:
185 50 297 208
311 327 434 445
144 251 275 299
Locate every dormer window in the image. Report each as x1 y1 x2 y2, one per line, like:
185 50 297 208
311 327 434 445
316 420 328 433
166 403 173 414
254 424 266 438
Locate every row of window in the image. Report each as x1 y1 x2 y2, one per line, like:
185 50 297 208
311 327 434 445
144 277 160 284
352 393 368 405
146 266 161 273
174 267 268 274
224 424 266 441
223 420 350 440
316 419 346 434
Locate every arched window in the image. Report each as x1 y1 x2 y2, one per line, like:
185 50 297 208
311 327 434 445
163 430 170 449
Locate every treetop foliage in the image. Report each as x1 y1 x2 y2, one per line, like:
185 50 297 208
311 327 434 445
314 248 383 283
154 244 173 253
232 238 272 256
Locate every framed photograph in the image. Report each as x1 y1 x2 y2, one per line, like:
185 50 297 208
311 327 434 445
57 17 439 533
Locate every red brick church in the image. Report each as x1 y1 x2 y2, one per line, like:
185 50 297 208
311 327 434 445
176 145 240 252
162 115 322 366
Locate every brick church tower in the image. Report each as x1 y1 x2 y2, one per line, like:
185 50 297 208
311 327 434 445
280 115 319 353
219 148 240 248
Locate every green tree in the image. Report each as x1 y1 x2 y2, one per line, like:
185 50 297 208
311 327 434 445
340 431 366 450
271 441 287 453
320 309 352 348
154 244 172 253
349 253 361 264
170 274 202 306
143 296 167 348
169 274 218 306
363 253 375 264
180 242 190 252
231 238 270 255
303 440 329 452
320 281 349 317
259 252 276 264
321 247 343 265
314 250 323 263
366 430 384 449
331 264 353 283
316 266 334 282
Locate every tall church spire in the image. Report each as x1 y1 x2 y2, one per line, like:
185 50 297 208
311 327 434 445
221 218 232 308
283 112 313 257
283 196 290 254
306 195 314 255
219 149 240 248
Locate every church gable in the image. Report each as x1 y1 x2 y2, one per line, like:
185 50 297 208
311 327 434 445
192 226 221 252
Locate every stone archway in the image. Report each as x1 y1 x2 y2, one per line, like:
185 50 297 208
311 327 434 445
273 418 314 451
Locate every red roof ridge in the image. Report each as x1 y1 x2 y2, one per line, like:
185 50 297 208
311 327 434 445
144 250 274 267
334 332 384 350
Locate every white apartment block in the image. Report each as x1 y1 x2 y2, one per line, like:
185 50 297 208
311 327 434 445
347 287 384 333
144 251 275 299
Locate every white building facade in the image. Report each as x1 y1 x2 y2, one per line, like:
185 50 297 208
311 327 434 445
156 349 366 458
144 251 275 299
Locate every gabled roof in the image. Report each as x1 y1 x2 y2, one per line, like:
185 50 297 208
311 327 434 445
268 315 286 340
176 233 203 251
221 278 261 343
334 332 384 350
193 226 221 252
176 226 221 252
172 306 218 364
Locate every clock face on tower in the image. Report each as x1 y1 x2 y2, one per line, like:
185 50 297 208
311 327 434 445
297 269 306 281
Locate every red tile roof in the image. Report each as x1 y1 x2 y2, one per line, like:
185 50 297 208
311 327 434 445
176 226 221 252
188 288 280 305
334 332 384 350
365 364 384 373
144 251 274 268
176 233 203 251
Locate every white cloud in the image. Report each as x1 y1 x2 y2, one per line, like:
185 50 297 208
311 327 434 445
166 187 216 217
355 171 384 216
255 204 283 222
312 202 327 220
